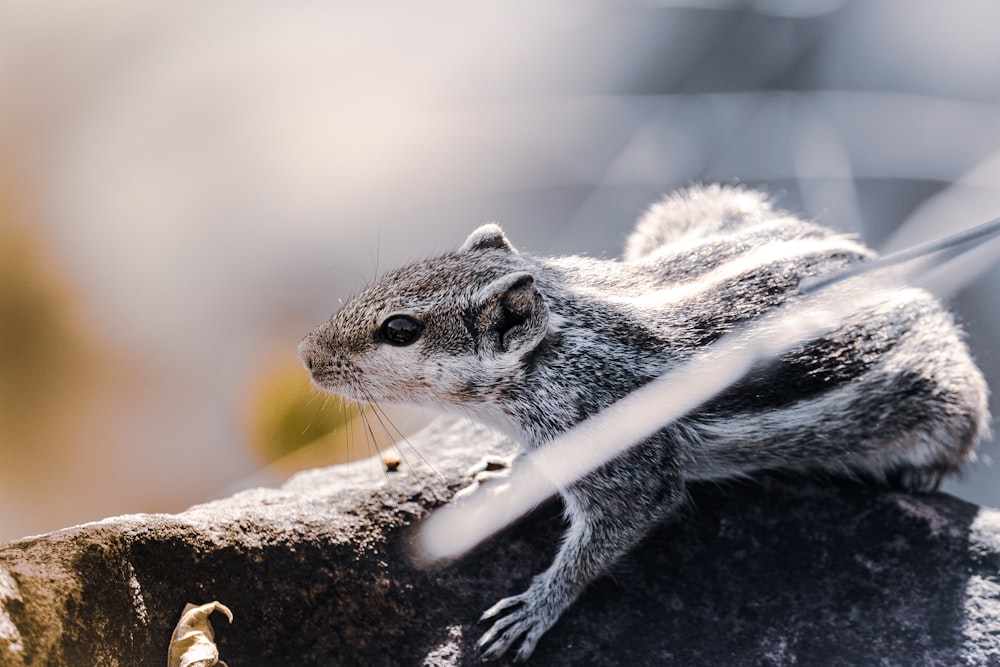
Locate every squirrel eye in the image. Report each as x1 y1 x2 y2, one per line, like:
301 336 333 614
378 314 424 347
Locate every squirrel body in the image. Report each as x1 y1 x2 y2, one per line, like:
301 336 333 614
299 185 990 661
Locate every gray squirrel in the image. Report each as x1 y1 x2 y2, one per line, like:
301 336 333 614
298 184 990 661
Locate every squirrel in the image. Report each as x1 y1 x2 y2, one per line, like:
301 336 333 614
298 184 990 662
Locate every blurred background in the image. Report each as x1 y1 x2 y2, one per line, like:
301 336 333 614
2 0 1000 542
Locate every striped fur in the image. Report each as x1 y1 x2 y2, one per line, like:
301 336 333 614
299 184 990 661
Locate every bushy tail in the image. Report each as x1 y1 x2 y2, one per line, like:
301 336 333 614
624 184 777 262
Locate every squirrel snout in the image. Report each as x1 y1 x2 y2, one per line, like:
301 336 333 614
297 337 317 372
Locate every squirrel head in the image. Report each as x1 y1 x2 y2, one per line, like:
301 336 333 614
299 225 551 410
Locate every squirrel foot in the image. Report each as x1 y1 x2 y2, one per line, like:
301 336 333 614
477 576 567 662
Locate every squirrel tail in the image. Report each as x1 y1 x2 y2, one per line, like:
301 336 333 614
624 184 777 262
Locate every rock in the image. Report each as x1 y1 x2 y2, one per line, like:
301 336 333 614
1 416 1000 666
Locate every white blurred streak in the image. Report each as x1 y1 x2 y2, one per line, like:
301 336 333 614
886 149 1000 298
819 1 1000 100
916 236 1000 298
750 0 846 17
421 279 894 559
707 92 1000 185
792 96 864 235
421 222 1000 560
636 0 846 15
572 93 1000 196
888 150 1000 253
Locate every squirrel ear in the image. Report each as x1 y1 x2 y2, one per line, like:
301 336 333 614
472 272 548 355
460 224 518 254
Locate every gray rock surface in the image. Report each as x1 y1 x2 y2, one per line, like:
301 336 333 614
1 416 1000 666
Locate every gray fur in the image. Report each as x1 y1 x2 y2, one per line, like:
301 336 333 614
298 184 990 661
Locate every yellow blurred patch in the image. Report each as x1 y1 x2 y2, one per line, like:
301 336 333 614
0 194 101 472
245 356 398 474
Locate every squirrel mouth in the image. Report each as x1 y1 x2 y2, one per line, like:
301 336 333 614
307 370 349 395
307 369 371 405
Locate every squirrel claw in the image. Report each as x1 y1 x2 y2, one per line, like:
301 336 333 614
477 582 563 662
476 605 546 662
479 593 525 621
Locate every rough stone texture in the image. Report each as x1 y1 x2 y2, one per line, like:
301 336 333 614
2 416 1000 666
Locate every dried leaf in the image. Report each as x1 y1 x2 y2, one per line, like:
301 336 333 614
167 601 233 667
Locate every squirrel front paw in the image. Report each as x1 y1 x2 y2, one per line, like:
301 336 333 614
476 577 567 662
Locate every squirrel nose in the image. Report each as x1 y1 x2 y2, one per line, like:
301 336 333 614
297 337 316 371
